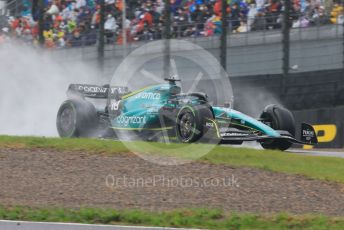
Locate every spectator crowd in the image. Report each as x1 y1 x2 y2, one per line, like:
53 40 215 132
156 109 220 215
0 0 343 48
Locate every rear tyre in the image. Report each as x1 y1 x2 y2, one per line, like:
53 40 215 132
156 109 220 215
260 104 296 151
175 105 214 143
57 99 98 137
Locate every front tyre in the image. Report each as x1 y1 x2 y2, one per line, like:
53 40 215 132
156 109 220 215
56 99 98 137
260 104 296 151
175 105 214 143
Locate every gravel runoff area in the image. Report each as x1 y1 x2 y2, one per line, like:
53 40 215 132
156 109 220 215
1 148 344 216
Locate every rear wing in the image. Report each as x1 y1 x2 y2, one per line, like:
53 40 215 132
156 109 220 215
67 84 129 99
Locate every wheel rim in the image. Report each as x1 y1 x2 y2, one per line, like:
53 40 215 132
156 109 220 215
178 112 195 141
59 106 76 135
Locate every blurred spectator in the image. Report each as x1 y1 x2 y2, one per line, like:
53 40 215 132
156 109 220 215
330 1 344 24
0 27 10 45
104 14 118 43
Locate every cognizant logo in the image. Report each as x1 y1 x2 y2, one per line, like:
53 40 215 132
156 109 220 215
116 116 147 126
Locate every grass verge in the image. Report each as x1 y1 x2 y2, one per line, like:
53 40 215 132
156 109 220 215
1 135 344 183
1 206 344 230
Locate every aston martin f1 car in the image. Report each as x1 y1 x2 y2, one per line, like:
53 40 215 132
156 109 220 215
57 78 318 151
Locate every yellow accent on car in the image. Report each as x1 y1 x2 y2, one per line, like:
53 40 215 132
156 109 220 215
205 118 220 138
121 85 159 100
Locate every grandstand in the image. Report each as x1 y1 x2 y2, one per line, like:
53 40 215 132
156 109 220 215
0 0 343 48
1 0 342 77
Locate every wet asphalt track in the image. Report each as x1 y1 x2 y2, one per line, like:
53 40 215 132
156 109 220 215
288 149 344 158
0 221 199 230
235 142 344 158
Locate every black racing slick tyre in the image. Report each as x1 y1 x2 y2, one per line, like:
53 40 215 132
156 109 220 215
56 99 98 138
175 105 214 143
260 104 296 151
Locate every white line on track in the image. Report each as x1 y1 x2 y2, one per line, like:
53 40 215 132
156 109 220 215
0 220 202 230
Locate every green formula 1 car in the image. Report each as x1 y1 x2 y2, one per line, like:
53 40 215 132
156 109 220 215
57 78 317 151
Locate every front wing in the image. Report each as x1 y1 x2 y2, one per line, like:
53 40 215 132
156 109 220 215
210 123 318 146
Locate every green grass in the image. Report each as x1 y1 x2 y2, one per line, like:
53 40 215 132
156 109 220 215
0 135 129 154
1 135 344 183
1 206 344 230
